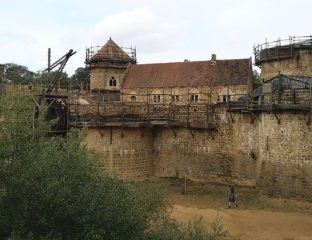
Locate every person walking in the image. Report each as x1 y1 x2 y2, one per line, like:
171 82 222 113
228 185 238 208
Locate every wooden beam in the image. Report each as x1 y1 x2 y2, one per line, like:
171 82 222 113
306 112 311 125
273 112 281 125
228 111 234 123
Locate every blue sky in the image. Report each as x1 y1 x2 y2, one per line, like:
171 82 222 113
0 0 311 74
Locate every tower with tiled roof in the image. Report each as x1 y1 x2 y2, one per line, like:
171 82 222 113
86 38 136 95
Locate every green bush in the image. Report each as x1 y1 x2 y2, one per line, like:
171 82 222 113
146 216 228 240
0 94 229 240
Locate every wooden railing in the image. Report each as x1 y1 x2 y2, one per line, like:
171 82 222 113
228 89 312 111
68 100 221 129
254 35 312 65
68 89 312 128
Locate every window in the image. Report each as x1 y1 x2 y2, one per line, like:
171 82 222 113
219 88 233 103
221 95 231 102
153 95 161 103
131 95 137 102
171 95 179 102
109 77 117 87
222 95 227 102
190 94 199 102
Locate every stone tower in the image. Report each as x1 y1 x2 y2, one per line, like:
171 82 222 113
86 38 136 99
254 36 312 81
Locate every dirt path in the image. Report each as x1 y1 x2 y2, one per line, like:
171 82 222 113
171 204 312 240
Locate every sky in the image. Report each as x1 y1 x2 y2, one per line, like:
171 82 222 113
0 0 311 75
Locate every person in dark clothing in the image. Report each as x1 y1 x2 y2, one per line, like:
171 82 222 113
228 185 238 208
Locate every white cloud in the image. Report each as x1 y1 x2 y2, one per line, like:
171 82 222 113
91 8 184 54
0 7 185 74
1 0 311 74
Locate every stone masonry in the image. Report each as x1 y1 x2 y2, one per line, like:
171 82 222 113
82 108 312 201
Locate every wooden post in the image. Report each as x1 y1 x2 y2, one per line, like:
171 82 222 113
66 99 70 134
310 85 312 111
227 85 230 110
110 126 113 144
187 90 190 128
162 88 165 106
147 92 150 125
75 99 79 127
121 101 125 137
206 102 209 126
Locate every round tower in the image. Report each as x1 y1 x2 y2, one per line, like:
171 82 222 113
254 35 312 81
86 38 136 96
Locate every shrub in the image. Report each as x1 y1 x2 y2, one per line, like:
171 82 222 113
0 94 229 240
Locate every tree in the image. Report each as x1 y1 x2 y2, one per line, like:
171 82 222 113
0 93 157 239
71 67 90 90
253 69 262 88
34 71 71 89
4 63 35 85
0 93 229 240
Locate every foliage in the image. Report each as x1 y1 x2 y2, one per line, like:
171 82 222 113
146 216 228 240
0 94 148 239
4 63 35 84
4 63 88 91
71 67 90 90
0 93 229 240
253 69 262 88
34 71 71 89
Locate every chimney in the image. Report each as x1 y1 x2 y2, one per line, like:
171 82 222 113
211 54 217 66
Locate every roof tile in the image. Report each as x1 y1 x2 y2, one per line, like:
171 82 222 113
123 59 251 88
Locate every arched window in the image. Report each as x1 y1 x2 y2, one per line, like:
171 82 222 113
109 77 117 87
129 91 137 102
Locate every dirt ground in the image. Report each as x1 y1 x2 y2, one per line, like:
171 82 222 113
170 203 312 240
149 179 312 240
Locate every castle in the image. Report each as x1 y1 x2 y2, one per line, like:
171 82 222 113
2 36 312 200
70 36 312 201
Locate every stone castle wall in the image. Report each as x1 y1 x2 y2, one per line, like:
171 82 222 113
83 110 312 200
83 127 153 179
257 112 312 200
153 117 259 186
261 50 312 81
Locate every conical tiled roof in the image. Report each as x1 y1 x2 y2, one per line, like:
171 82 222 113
93 38 133 62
